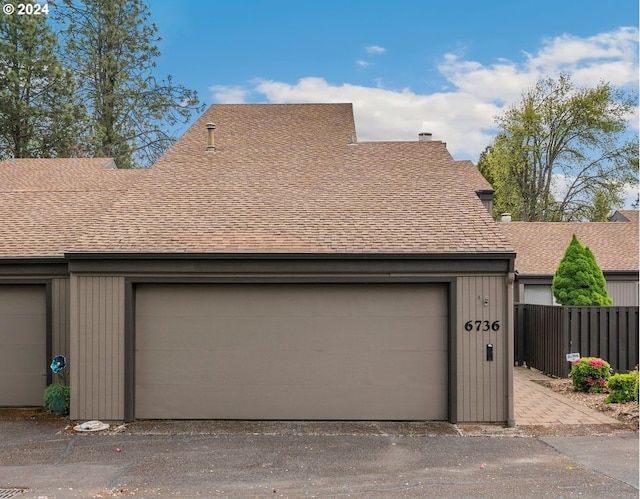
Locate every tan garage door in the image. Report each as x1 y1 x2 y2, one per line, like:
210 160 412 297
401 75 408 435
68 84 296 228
135 283 448 420
0 285 47 406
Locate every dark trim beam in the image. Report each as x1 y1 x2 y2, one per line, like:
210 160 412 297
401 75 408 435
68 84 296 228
0 258 68 276
66 252 515 274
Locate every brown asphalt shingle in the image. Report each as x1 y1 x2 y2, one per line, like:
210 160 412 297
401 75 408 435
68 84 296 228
0 158 145 257
2 104 514 257
70 103 512 254
499 221 639 275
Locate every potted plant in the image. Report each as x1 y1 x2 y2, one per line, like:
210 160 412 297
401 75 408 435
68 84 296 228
44 355 70 415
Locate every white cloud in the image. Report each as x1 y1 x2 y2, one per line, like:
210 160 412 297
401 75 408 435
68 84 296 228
209 85 249 103
211 27 639 161
356 60 373 68
253 77 499 157
366 45 386 55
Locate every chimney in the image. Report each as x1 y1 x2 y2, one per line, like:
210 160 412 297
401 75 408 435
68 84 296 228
418 132 432 142
501 213 512 222
206 123 216 152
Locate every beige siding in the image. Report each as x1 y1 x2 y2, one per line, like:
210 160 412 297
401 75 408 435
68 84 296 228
456 275 509 423
521 281 639 306
70 275 125 420
51 278 70 380
523 285 555 305
607 281 639 306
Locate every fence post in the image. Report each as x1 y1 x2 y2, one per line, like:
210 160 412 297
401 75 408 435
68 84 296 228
561 307 571 378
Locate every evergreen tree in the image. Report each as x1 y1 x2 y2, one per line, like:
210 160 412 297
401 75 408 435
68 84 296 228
552 235 613 306
0 0 84 158
54 0 203 168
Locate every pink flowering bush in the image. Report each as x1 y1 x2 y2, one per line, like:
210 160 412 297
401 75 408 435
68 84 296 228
569 357 612 393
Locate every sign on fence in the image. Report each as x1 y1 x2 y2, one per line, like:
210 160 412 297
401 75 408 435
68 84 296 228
565 352 580 363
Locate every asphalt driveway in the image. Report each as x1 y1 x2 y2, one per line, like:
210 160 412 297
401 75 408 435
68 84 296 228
0 418 637 498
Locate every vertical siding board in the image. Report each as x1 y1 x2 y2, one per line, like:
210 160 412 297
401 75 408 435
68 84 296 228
477 276 484 420
574 309 583 361
80 276 88 419
492 276 502 422
489 276 497 421
52 279 59 361
608 310 617 370
618 310 628 373
456 275 507 423
70 275 125 420
118 278 125 419
461 276 473 422
51 278 71 384
110 276 117 420
105 276 112 417
588 309 598 357
90 277 98 418
628 309 637 371
488 276 495 421
100 277 106 416
457 277 466 421
464 276 472 422
598 309 608 363
561 307 570 378
65 279 70 360
474 277 483 421
607 282 640 307
69 276 78 419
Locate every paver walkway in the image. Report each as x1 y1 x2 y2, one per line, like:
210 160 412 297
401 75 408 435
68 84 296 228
513 366 620 425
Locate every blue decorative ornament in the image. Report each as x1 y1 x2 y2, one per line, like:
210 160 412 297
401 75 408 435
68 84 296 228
50 355 67 374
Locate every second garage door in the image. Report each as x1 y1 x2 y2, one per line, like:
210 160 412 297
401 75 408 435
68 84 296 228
135 283 448 420
0 285 47 406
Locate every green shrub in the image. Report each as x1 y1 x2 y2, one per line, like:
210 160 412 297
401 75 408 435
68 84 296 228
43 383 70 414
552 235 613 306
569 357 611 393
606 370 639 404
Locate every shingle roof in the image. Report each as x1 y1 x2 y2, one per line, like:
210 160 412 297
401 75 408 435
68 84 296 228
0 158 145 257
500 221 639 275
69 103 512 254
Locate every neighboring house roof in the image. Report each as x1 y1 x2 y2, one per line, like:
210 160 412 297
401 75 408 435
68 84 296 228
69 103 512 254
610 209 639 223
0 158 145 257
500 221 639 276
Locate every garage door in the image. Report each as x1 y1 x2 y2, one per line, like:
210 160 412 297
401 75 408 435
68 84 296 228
0 285 47 406
135 283 448 420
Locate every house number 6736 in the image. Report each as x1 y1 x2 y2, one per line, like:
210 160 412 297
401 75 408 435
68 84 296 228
464 320 500 332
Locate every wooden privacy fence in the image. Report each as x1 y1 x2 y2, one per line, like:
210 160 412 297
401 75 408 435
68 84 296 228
514 304 639 378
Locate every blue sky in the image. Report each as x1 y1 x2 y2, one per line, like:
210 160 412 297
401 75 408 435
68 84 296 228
140 0 638 164
41 0 639 165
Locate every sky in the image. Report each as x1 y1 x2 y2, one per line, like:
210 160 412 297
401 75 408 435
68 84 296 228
133 0 639 165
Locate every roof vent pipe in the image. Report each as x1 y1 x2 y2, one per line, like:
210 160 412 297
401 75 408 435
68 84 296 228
206 123 216 152
501 213 512 222
418 132 432 142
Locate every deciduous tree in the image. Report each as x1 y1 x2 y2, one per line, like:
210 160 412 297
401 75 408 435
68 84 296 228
478 74 638 221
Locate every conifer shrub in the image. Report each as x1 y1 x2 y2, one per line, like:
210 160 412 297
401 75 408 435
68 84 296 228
552 235 613 306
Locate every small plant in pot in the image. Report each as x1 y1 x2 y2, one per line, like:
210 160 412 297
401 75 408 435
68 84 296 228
44 355 70 415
